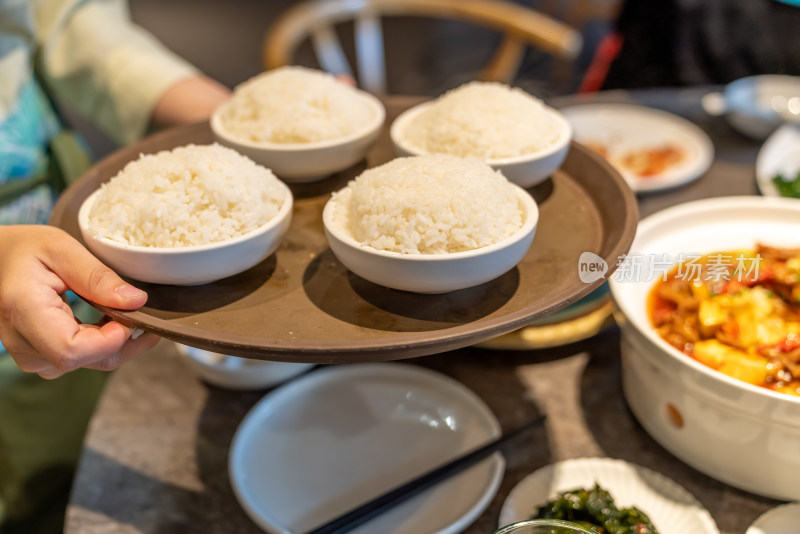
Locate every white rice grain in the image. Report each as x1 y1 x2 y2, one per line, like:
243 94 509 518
88 143 287 248
218 66 374 144
329 154 524 254
402 81 562 159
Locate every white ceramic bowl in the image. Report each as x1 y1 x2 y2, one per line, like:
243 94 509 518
78 183 293 285
322 185 539 293
703 75 800 140
177 344 314 390
609 196 800 501
211 91 385 183
390 100 572 188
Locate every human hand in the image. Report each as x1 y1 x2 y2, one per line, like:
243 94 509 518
151 75 232 128
0 225 160 379
336 73 357 87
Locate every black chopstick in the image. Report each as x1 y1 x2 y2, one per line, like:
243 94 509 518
303 414 547 534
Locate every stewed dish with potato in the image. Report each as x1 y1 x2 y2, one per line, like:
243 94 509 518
649 244 800 396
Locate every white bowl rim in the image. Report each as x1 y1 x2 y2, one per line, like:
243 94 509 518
322 183 538 261
610 195 800 406
78 179 293 255
178 344 314 371
210 89 386 151
389 100 573 165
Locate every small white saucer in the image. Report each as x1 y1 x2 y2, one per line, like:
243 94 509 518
746 502 800 534
229 362 504 534
561 103 714 193
498 457 719 534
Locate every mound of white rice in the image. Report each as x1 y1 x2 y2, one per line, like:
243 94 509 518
401 81 563 159
218 66 375 144
88 144 287 248
329 154 524 254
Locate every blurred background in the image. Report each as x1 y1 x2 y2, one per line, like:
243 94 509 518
126 0 620 94
70 0 800 158
70 0 622 157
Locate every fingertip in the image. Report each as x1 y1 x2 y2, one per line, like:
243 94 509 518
97 320 134 346
336 73 356 87
114 283 148 308
103 322 159 350
136 332 161 352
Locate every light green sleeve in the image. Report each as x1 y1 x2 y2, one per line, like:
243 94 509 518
33 0 199 145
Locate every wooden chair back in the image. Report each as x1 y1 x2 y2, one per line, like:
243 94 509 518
263 0 583 95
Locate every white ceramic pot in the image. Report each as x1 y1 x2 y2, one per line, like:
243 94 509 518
610 196 800 501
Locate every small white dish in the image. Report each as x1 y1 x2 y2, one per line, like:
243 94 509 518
78 182 293 286
498 458 719 534
746 502 800 534
322 178 539 294
756 123 800 197
229 362 504 534
390 100 572 188
176 345 313 390
211 91 385 183
561 103 714 193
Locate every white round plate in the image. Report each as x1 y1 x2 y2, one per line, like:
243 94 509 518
498 458 719 534
229 362 504 534
561 103 714 193
756 123 800 197
746 502 800 534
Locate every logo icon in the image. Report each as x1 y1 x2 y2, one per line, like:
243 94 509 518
578 252 608 283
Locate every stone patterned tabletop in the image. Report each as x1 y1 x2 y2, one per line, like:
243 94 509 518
66 330 781 534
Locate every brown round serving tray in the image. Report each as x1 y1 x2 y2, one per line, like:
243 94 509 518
50 98 637 363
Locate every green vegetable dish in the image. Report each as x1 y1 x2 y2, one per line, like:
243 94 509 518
531 484 660 534
772 170 800 198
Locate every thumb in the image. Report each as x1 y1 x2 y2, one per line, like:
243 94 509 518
47 232 148 311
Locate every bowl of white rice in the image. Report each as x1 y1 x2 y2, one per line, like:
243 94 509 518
211 66 385 183
390 81 572 188
78 143 293 285
322 154 539 293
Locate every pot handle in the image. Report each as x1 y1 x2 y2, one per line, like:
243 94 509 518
702 91 727 116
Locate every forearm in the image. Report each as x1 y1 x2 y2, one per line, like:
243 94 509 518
150 75 231 129
35 0 208 144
